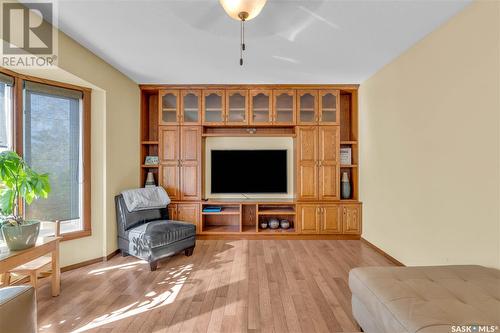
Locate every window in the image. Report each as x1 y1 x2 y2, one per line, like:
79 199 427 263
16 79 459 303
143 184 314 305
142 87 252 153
0 73 13 152
23 81 90 237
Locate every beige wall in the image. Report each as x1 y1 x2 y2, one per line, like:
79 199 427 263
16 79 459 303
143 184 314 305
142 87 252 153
359 2 500 268
57 31 140 265
4 20 140 265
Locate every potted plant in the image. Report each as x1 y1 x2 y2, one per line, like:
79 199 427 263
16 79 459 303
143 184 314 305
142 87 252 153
0 151 50 251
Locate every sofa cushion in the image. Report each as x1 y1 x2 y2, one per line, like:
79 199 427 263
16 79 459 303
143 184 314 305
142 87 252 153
349 265 500 333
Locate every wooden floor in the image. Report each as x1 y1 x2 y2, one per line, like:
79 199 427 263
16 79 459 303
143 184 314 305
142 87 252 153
36 240 394 333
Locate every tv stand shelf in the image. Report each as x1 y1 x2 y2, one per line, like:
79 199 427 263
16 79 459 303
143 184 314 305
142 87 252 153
201 206 240 215
257 205 296 215
200 202 298 234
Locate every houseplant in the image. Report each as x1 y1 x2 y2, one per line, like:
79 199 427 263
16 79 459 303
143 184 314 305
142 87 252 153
0 151 50 250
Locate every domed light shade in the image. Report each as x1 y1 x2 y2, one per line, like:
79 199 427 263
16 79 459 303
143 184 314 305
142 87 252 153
219 0 267 21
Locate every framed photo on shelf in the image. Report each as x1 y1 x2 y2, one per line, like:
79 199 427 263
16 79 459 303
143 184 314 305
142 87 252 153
144 155 159 165
340 148 352 165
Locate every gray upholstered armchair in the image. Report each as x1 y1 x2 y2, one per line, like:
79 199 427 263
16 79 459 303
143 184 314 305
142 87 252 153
115 194 196 271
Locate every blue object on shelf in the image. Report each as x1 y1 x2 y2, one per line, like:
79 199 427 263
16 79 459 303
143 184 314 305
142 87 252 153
203 207 222 212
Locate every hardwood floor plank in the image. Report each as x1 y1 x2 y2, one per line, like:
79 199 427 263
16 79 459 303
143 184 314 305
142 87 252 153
36 240 394 333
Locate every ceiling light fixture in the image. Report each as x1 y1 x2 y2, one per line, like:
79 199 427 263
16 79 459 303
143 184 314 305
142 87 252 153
219 0 267 66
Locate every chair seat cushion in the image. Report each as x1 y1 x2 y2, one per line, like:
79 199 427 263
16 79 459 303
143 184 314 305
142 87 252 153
127 220 195 251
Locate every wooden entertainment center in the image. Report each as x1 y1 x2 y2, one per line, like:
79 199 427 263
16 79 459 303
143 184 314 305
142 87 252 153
140 85 361 239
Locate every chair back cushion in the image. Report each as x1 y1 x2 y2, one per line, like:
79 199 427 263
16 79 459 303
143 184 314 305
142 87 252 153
115 194 168 236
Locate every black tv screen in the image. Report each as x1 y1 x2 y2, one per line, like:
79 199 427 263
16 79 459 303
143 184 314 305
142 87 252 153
211 150 287 193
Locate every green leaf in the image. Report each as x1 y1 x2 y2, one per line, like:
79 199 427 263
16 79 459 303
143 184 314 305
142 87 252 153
0 188 14 215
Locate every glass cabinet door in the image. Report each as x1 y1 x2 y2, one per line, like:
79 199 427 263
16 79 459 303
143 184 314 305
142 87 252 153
250 90 272 125
226 90 248 125
203 90 225 125
297 90 318 125
319 90 339 125
159 90 179 125
273 90 295 125
181 90 201 124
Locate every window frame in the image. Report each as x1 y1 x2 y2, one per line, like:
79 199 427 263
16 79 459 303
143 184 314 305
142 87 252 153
1 67 92 241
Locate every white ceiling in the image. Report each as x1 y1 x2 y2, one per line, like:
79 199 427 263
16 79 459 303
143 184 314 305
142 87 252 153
49 0 470 84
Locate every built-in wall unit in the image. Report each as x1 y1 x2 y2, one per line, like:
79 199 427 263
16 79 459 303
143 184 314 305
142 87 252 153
140 85 361 238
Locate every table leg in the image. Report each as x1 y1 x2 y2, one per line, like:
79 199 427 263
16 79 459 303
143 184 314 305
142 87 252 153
51 243 60 297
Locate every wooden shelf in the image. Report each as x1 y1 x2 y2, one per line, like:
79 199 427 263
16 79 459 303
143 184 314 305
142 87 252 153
202 209 240 215
141 164 159 168
242 225 256 233
258 228 296 233
340 164 358 168
340 141 357 145
258 208 295 215
202 225 240 233
141 141 159 145
202 133 295 137
258 205 295 215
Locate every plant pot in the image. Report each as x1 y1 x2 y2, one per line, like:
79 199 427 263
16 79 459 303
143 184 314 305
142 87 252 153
1 221 40 251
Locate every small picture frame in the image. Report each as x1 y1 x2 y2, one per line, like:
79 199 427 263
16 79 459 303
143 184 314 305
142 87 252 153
144 155 159 165
340 148 352 165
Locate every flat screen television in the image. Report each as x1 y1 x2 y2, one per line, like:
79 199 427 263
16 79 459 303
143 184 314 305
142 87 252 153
211 150 287 194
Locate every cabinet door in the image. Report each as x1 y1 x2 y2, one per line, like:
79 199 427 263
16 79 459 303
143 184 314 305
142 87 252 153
181 90 201 125
177 203 200 231
319 126 340 200
249 90 272 125
226 90 248 125
298 204 319 234
296 126 319 200
159 164 180 200
318 90 339 125
297 90 318 125
203 90 225 125
320 205 341 234
273 90 295 125
159 126 179 163
342 205 361 234
159 126 180 200
168 204 177 220
159 90 179 125
180 126 201 200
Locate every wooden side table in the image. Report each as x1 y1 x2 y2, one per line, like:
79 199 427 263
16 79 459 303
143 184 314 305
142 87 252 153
0 237 61 296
